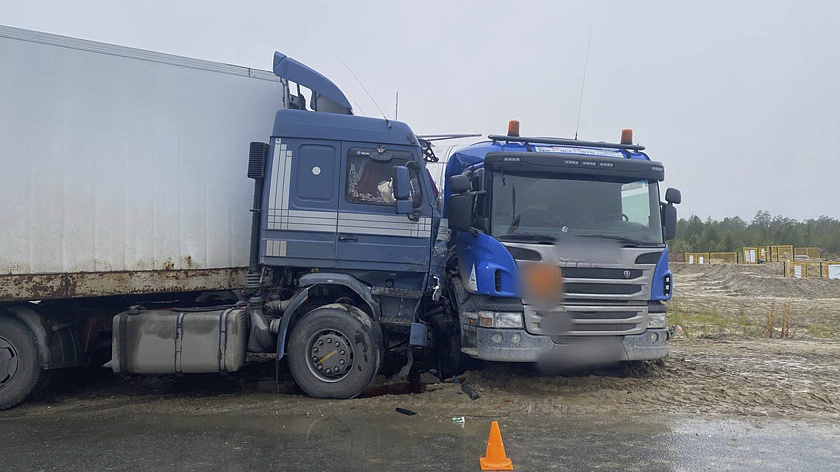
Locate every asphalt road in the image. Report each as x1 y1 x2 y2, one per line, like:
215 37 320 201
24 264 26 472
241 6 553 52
3 405 839 471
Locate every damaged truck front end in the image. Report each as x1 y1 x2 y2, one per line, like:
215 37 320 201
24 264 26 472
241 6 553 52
444 128 681 369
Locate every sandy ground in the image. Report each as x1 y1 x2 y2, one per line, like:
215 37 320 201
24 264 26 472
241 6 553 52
4 337 838 424
670 262 840 337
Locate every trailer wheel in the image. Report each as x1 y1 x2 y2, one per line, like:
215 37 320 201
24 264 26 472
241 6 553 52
287 305 383 399
0 317 44 410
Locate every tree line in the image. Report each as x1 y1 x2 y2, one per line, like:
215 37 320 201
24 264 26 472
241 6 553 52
671 211 840 260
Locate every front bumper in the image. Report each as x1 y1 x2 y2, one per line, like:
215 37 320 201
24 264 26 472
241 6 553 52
468 327 669 363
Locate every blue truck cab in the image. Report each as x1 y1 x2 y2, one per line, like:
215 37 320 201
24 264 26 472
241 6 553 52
442 124 681 369
244 55 681 398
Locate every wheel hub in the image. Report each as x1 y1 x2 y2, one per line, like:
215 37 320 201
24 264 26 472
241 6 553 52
0 336 19 389
306 329 354 382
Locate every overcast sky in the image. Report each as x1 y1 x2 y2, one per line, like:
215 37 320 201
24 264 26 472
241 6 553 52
3 1 838 221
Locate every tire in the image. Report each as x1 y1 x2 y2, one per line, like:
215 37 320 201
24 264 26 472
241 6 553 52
287 304 383 399
437 328 481 379
0 316 45 410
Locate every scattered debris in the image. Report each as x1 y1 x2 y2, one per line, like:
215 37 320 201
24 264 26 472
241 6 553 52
462 383 480 400
395 407 417 416
454 378 481 400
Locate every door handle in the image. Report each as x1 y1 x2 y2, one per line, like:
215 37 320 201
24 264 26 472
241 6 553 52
339 235 358 242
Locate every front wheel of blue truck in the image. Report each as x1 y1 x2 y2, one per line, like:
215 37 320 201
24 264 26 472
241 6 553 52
287 304 383 399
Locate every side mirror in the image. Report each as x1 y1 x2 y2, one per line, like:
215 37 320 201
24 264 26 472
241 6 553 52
449 194 473 232
662 203 677 240
393 166 411 201
449 174 471 194
665 187 681 205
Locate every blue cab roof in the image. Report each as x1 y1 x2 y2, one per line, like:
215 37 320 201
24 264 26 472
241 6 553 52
273 109 417 146
444 138 651 180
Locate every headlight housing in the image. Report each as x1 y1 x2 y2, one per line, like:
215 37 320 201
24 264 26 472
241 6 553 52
478 310 524 328
647 312 666 329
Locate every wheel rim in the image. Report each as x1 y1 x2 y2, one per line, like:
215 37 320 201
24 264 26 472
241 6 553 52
0 336 20 390
305 329 354 383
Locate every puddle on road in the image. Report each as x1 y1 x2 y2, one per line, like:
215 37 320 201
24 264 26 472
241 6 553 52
5 402 839 472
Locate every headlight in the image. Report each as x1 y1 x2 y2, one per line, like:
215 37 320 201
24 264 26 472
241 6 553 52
648 312 666 329
478 310 524 328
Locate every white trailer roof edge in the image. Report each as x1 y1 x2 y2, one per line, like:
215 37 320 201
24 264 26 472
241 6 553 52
0 24 278 82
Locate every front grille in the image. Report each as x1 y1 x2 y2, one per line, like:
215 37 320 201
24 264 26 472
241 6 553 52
557 323 639 334
574 323 638 332
571 311 638 320
524 305 647 336
559 264 651 300
564 283 642 295
561 268 643 279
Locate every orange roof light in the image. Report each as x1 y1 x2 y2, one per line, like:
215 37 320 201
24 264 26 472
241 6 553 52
620 128 633 145
507 120 520 137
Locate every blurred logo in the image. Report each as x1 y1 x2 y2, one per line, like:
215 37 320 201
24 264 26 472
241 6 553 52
519 263 564 308
623 270 632 279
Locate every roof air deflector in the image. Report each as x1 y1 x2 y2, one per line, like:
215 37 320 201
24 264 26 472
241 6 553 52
273 51 352 114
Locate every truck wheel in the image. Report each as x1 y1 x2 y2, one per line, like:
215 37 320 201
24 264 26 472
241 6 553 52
437 329 481 379
287 305 383 399
0 317 44 410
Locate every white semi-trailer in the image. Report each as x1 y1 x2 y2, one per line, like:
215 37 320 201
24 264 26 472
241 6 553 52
0 25 287 301
0 25 288 408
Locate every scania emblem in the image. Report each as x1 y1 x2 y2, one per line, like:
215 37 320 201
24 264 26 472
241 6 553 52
623 270 632 279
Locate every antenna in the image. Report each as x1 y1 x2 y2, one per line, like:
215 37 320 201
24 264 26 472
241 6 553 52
351 98 366 116
395 90 399 121
574 30 593 140
337 55 391 127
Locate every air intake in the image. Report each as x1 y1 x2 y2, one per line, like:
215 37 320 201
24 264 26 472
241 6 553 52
248 142 268 179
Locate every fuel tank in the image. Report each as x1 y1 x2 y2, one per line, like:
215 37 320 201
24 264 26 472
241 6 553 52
112 308 248 374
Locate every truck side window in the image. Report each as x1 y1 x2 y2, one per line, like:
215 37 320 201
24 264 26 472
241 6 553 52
346 154 408 206
471 174 484 217
620 180 652 226
407 163 424 209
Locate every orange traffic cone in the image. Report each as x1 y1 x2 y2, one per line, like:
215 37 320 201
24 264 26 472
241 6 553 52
480 421 513 471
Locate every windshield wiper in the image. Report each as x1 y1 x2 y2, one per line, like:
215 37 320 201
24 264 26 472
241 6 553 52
498 233 557 244
578 234 650 246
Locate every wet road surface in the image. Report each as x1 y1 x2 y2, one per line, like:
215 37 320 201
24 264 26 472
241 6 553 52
3 405 839 471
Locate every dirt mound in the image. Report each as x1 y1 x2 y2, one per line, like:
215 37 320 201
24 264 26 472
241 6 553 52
671 262 840 300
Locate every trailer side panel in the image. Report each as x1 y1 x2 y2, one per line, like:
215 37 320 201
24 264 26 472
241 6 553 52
0 26 285 301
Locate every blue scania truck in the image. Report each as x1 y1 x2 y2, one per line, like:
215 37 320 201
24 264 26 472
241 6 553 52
0 26 680 407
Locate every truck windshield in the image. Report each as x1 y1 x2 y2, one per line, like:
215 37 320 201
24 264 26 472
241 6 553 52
490 172 664 245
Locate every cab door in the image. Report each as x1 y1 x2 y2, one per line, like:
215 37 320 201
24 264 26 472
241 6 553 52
335 144 433 273
261 136 339 268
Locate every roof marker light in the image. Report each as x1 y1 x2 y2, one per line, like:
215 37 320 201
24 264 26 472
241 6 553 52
507 120 520 137
620 129 633 145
